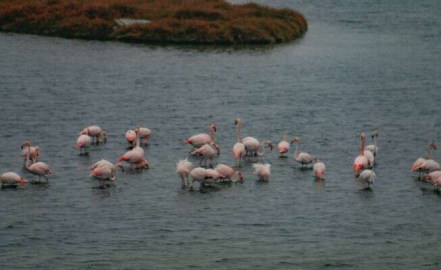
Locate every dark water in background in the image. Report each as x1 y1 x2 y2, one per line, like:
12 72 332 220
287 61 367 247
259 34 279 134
1 0 441 269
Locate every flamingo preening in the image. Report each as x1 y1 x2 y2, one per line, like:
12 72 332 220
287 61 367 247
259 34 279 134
313 158 326 180
353 133 368 176
20 141 39 166
118 127 149 171
80 126 107 144
176 158 194 187
291 137 313 168
214 164 244 183
232 119 245 165
253 163 271 181
185 124 216 152
358 169 376 189
90 161 123 188
0 172 27 187
365 131 379 157
191 142 220 168
76 134 92 155
278 131 290 158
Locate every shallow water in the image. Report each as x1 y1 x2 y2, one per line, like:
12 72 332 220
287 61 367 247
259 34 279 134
1 0 441 269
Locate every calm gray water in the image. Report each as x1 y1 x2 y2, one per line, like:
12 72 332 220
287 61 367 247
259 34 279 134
1 0 441 269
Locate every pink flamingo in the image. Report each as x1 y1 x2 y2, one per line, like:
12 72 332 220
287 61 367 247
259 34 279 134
253 163 271 181
353 133 368 176
423 171 441 183
76 134 92 155
176 158 194 187
80 126 107 144
291 137 313 168
90 162 123 188
125 129 137 148
232 119 245 165
90 159 114 170
118 127 148 171
138 127 152 145
243 138 273 158
365 130 379 156
0 172 27 187
23 142 52 182
412 142 437 178
189 167 208 190
313 158 326 180
185 124 216 152
20 141 39 165
358 169 376 189
278 131 290 158
214 164 244 183
191 142 220 167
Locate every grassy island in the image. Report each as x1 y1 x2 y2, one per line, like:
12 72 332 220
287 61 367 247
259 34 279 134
0 0 307 45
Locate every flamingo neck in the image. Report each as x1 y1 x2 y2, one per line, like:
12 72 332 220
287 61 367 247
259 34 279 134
294 142 300 159
282 132 286 142
135 130 140 147
237 122 242 143
257 142 266 156
360 136 365 156
210 126 215 142
25 145 31 169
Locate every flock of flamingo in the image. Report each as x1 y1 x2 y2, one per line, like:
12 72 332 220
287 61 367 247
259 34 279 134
0 119 440 192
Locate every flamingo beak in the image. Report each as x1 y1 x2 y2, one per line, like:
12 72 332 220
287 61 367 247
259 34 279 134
213 125 217 132
17 178 27 184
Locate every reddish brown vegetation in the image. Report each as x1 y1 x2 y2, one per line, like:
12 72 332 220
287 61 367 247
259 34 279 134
0 0 307 44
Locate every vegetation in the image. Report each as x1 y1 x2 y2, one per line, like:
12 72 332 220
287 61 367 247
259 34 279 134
0 0 307 45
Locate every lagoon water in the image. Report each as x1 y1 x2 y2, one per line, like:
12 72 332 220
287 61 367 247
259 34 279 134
1 0 441 269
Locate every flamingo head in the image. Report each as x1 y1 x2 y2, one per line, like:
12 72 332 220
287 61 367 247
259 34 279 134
115 162 125 172
21 141 31 149
142 160 150 169
423 174 433 182
313 157 319 163
211 142 221 156
90 170 101 177
210 124 217 132
429 141 437 150
234 119 241 125
372 130 379 139
17 177 27 184
238 171 244 182
360 132 366 139
291 137 300 144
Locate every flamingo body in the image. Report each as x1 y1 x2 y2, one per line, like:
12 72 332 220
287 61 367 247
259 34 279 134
358 170 376 188
0 172 27 186
313 161 326 180
253 163 271 181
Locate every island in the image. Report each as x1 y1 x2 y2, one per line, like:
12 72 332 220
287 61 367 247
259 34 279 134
0 0 307 45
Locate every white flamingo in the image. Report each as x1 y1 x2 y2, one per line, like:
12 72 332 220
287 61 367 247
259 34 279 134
176 158 194 187
184 124 216 151
80 126 107 144
76 134 92 155
291 137 313 168
313 158 326 180
253 163 271 181
365 130 379 157
191 142 220 168
214 164 244 183
412 142 437 178
243 138 273 158
232 119 245 165
358 169 376 189
0 172 27 187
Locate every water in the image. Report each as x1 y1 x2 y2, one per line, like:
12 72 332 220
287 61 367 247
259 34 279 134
1 0 441 269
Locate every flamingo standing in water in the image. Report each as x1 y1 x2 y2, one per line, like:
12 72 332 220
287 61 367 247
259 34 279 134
138 127 152 145
313 158 326 180
353 133 368 176
185 124 216 152
23 143 52 183
90 161 122 188
358 169 376 189
253 163 271 181
364 149 375 169
0 172 27 187
119 127 149 171
125 129 137 148
243 138 273 159
232 119 245 165
191 142 220 168
189 167 207 190
423 171 441 183
214 164 244 183
291 137 313 168
278 131 290 158
80 126 107 144
365 130 379 157
176 158 194 187
20 141 39 165
76 134 92 155
412 142 437 178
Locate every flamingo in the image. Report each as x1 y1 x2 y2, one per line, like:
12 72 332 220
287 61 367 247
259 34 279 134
90 162 122 188
76 134 92 155
20 141 39 165
90 159 114 170
353 133 369 176
358 169 376 189
423 171 441 183
243 138 273 158
23 143 52 182
205 169 223 180
184 124 216 151
232 119 245 165
176 158 194 187
0 172 27 187
253 163 271 181
138 127 152 145
80 126 107 144
191 142 220 168
364 149 375 168
125 129 137 148
421 159 440 174
189 167 207 190
313 158 326 180
412 142 437 178
214 164 244 183
278 131 290 158
365 130 379 156
118 127 148 171
291 137 313 168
